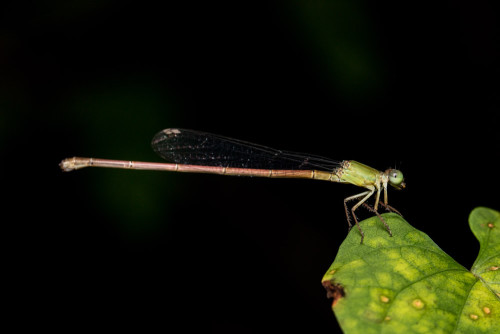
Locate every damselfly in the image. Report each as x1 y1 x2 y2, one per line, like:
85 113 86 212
60 128 405 243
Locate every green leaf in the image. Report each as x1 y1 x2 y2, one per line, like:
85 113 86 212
322 209 500 334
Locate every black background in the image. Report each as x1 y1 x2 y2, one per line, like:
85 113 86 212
3 1 499 332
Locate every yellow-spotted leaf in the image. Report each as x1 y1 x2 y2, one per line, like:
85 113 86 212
322 208 500 334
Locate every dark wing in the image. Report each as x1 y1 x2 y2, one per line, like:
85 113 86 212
151 128 341 172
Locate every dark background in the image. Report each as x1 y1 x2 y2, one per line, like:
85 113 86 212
3 1 498 332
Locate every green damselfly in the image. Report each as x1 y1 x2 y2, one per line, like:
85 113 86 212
60 128 405 243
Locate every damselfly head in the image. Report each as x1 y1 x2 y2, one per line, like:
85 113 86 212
387 169 405 190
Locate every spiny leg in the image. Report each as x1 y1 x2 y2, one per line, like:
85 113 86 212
344 189 374 244
381 184 403 217
344 191 370 232
379 202 403 217
362 185 393 237
361 203 393 237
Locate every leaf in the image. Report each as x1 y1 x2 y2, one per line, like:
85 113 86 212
322 209 500 334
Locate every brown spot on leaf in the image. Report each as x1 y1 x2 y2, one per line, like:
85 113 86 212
412 299 424 309
322 280 345 307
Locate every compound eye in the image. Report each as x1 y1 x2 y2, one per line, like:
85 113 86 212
389 169 404 186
